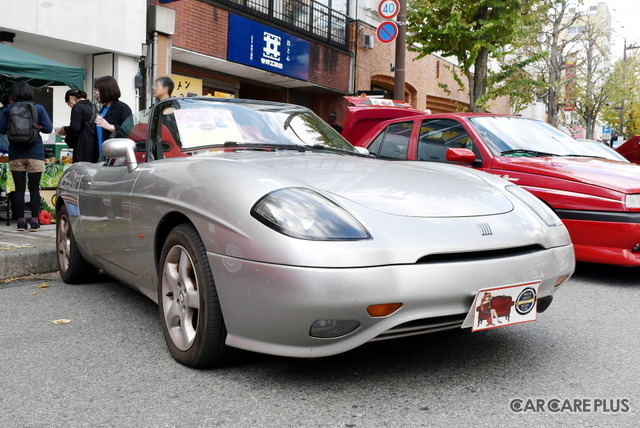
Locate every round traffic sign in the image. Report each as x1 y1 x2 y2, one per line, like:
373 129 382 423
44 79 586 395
378 0 400 20
376 21 398 44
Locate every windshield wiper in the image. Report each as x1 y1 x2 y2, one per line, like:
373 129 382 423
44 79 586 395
223 141 307 152
308 144 359 155
501 149 558 157
561 154 607 159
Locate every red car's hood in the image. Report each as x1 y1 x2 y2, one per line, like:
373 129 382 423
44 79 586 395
493 156 640 193
616 135 640 165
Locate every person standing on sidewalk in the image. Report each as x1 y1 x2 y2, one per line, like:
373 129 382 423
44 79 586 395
93 76 132 157
56 89 98 163
0 81 53 232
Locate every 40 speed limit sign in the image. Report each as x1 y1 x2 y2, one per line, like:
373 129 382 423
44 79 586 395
378 0 400 20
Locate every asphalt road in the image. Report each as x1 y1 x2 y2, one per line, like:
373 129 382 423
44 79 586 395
1 263 638 427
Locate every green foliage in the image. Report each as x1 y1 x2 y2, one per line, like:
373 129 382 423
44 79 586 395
601 54 640 136
437 83 452 96
407 0 547 111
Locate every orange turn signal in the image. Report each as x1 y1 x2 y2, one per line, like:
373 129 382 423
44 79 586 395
367 303 403 317
554 275 569 287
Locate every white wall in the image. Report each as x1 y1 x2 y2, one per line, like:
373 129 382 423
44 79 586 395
1 0 146 127
114 54 140 112
0 0 146 56
516 101 547 122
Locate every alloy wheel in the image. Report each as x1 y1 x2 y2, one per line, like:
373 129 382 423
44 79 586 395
161 245 200 351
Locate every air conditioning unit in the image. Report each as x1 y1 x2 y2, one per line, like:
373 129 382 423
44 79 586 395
363 34 374 49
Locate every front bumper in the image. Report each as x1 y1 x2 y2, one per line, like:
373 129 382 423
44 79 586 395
557 210 640 266
209 244 574 358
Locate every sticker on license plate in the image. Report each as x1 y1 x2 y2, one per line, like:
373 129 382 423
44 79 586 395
470 281 540 332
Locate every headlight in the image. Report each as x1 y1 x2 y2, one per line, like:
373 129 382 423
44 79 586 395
626 194 640 209
506 186 563 227
251 188 371 240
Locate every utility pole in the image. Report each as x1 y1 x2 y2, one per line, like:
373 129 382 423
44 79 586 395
393 0 407 101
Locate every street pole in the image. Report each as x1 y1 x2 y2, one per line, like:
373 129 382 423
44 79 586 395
620 39 627 141
393 0 407 101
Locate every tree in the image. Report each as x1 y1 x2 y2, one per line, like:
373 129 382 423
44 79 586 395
407 0 546 112
535 0 582 127
601 53 640 137
573 19 613 139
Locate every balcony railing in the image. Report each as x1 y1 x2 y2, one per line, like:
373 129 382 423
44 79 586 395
207 0 350 50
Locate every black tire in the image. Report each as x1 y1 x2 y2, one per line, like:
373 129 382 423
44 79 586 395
56 204 99 284
158 223 235 368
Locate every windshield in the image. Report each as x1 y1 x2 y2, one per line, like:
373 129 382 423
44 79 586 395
469 116 618 159
158 98 357 153
575 140 629 162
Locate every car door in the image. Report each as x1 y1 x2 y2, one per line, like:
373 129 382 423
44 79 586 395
416 118 484 166
77 112 148 274
367 120 418 160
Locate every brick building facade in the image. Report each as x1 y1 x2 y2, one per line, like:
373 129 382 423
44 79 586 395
149 0 352 118
147 0 509 126
353 22 510 116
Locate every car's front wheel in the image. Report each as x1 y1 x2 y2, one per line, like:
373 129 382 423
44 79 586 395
158 223 234 368
56 204 99 284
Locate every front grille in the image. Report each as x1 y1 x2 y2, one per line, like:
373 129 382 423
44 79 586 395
369 314 467 342
415 244 545 264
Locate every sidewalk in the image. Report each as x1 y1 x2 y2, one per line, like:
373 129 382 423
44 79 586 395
0 224 57 280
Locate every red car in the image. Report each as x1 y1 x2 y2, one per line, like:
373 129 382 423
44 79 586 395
343 97 640 267
616 135 640 165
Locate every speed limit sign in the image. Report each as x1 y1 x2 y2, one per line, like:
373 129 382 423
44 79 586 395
378 0 400 20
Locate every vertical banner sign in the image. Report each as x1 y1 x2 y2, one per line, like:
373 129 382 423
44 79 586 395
564 53 577 112
227 14 310 81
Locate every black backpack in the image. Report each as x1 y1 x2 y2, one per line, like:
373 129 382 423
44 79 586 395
7 102 39 148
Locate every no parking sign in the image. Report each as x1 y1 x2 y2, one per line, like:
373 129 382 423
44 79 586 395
376 21 398 44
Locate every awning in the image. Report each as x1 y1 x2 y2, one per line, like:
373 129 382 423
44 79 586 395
0 43 84 91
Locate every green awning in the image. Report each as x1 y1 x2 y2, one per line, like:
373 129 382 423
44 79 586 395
0 44 84 91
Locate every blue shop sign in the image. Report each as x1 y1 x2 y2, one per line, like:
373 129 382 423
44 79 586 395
227 13 310 81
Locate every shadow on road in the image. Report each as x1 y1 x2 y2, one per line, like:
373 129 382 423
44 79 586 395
572 262 640 287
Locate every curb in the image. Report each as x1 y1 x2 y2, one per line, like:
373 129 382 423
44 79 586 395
0 244 58 281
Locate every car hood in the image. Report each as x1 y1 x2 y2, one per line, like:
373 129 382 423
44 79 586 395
236 153 513 217
493 156 640 193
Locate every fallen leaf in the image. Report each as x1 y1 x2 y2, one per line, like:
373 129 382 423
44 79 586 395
38 282 49 289
31 292 37 295
51 319 71 325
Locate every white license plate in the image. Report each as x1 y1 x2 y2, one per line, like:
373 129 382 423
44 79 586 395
470 281 540 332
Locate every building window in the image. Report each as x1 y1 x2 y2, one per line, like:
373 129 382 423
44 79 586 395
567 26 586 34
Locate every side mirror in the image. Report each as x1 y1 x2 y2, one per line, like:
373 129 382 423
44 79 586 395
354 146 370 156
102 138 138 173
446 147 476 164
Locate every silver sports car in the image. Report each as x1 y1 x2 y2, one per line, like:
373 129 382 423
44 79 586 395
55 97 575 367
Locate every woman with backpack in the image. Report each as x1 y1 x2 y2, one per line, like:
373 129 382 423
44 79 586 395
56 89 98 163
0 81 53 232
93 76 132 157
